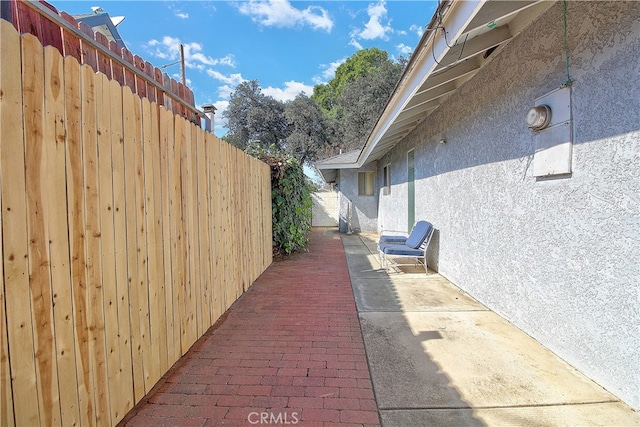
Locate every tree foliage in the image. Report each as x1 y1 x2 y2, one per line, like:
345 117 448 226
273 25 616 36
311 48 392 116
222 80 289 151
250 147 314 255
331 59 404 152
221 48 405 163
283 95 330 165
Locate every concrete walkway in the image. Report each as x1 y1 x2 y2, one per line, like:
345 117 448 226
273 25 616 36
121 229 380 427
344 232 640 426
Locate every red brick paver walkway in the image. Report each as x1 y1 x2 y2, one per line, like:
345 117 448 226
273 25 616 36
121 230 380 427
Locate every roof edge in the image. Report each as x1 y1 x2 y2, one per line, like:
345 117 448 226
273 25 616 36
357 0 484 166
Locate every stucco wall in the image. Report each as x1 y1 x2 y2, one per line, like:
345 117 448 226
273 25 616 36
312 189 339 227
378 1 639 409
338 164 378 233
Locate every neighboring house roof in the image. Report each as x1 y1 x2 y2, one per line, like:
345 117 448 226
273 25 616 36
315 150 362 183
314 0 553 181
74 7 127 49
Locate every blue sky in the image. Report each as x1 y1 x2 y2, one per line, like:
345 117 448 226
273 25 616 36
53 1 436 137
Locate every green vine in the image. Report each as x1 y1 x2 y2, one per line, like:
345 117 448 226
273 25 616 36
248 145 315 255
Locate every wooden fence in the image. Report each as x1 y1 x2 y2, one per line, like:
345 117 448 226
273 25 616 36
0 19 272 427
0 0 201 123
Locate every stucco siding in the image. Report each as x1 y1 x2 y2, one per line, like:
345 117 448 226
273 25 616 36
378 1 639 409
338 164 379 233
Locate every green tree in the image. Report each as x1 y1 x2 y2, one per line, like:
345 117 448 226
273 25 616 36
313 49 405 155
311 47 392 117
222 80 289 150
283 95 330 164
333 59 404 152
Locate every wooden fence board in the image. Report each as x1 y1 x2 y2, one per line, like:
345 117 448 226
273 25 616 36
108 78 134 421
109 42 124 85
60 12 82 62
170 115 186 356
133 92 152 394
80 63 111 427
15 0 43 40
22 34 63 427
185 123 199 340
0 176 11 427
159 106 177 366
78 23 98 72
143 99 164 385
96 72 120 426
207 134 222 322
0 20 36 427
179 116 196 352
122 86 145 402
0 169 10 427
43 44 81 427
232 148 242 300
218 141 229 311
95 32 111 79
63 55 94 427
196 128 212 329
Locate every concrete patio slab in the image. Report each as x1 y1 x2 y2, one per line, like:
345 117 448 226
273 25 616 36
351 275 486 313
361 311 619 409
343 246 388 279
342 233 640 426
381 402 640 427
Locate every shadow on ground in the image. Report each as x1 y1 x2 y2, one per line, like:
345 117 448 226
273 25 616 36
338 230 640 427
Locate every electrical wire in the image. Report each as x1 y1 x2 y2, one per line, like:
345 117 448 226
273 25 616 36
431 26 468 67
562 0 572 86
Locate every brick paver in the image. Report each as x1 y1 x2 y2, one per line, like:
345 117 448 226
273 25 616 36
121 230 380 427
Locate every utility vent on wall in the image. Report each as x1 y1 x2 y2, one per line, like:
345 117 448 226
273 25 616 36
530 86 572 178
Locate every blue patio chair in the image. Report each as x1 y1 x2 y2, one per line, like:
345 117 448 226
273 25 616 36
378 222 422 245
378 221 434 274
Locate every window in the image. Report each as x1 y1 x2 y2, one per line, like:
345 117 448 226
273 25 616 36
358 172 374 196
382 165 391 195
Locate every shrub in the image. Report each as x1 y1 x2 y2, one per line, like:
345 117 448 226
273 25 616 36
249 146 314 255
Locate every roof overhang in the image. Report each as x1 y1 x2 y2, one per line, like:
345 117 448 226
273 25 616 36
315 150 361 183
315 0 554 180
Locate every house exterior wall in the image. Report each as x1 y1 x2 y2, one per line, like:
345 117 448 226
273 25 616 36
337 163 379 233
378 1 639 409
312 189 339 227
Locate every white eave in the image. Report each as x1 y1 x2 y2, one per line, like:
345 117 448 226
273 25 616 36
315 150 361 182
315 0 554 181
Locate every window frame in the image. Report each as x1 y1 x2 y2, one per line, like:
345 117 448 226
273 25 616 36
358 171 375 196
382 164 391 195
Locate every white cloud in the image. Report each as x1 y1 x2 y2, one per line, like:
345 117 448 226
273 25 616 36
410 24 424 38
349 39 363 50
263 81 314 102
175 12 189 19
351 1 393 41
219 55 236 67
212 100 229 136
397 43 413 56
237 0 333 32
217 85 236 100
324 59 346 80
146 36 234 70
206 70 246 87
312 58 346 85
